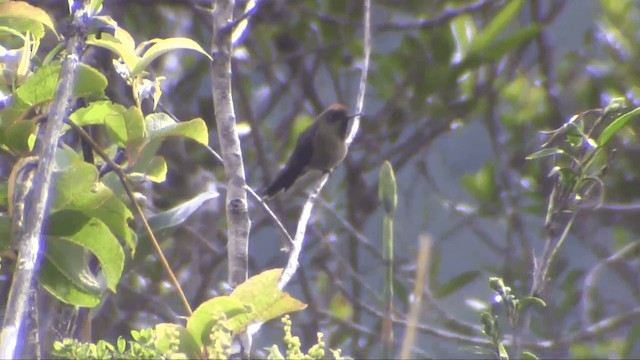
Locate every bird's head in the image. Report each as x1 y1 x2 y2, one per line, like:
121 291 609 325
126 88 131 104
318 104 358 139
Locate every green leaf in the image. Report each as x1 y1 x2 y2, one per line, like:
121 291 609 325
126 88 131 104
45 238 102 295
328 293 353 321
132 37 211 76
597 106 640 147
16 62 108 107
428 246 442 289
87 32 139 74
51 160 136 253
469 0 524 53
461 162 498 206
498 343 509 360
621 322 640 358
47 210 124 292
187 296 250 348
228 268 307 331
154 323 201 358
521 351 539 360
145 113 209 145
39 258 101 307
519 296 547 310
0 213 12 252
68 101 129 145
461 25 541 70
525 148 566 160
123 106 146 151
434 271 480 299
73 63 109 98
0 17 45 41
14 62 58 106
548 166 577 190
143 156 167 183
88 0 104 17
5 119 35 153
147 190 219 233
0 1 58 37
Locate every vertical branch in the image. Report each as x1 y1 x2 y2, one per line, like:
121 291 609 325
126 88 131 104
400 235 431 359
346 0 371 146
0 4 88 358
211 0 251 288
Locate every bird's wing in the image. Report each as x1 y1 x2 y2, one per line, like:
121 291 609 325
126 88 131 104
263 124 315 198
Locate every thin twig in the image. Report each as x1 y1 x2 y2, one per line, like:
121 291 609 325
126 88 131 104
245 185 294 245
318 198 382 259
581 240 640 326
377 0 497 32
66 120 193 316
277 0 371 290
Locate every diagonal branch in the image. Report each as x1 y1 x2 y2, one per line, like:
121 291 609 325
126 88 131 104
278 0 372 290
0 5 87 359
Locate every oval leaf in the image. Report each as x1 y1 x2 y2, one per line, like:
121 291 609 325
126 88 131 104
229 269 307 331
525 148 565 160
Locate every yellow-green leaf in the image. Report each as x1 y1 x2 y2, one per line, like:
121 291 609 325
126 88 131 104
0 1 58 37
132 37 211 76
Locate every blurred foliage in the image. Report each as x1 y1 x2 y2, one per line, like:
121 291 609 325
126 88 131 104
2 0 640 358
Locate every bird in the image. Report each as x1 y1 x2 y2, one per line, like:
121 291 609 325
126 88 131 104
262 104 356 199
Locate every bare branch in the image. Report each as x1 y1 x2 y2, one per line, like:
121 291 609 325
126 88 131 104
211 0 251 288
0 4 88 358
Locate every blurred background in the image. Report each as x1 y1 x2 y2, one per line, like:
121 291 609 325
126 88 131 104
19 0 640 358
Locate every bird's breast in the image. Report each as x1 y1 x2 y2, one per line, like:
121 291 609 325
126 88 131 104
309 131 347 171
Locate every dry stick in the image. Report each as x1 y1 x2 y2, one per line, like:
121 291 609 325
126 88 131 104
65 120 193 315
278 0 372 290
399 235 431 359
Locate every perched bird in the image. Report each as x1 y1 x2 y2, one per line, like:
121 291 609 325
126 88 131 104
263 104 356 199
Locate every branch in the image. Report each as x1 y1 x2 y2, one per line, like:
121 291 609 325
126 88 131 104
278 0 372 290
211 0 251 288
66 121 193 316
278 175 328 290
581 240 640 326
377 0 497 32
0 5 87 358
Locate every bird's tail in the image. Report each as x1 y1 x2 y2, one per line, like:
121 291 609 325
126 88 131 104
262 166 298 199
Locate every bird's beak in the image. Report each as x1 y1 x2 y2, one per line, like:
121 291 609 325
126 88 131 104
348 112 361 119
